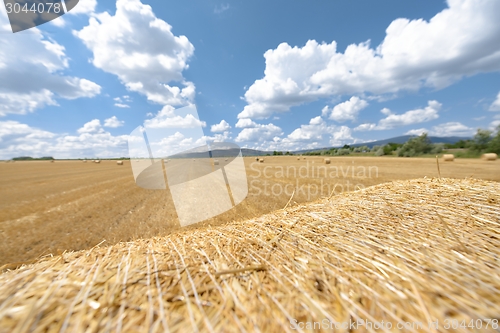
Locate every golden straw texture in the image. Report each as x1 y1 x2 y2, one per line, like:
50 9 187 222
0 178 499 332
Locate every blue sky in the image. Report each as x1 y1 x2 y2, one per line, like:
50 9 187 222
1 0 500 158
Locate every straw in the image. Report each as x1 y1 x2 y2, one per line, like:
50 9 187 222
0 177 499 332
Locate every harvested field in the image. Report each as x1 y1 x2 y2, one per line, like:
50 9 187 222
0 178 499 332
0 157 499 267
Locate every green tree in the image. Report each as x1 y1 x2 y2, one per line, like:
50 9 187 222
487 125 500 154
397 133 432 157
470 129 492 152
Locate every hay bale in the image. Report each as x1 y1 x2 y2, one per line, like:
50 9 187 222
83 160 87 163
324 158 331 164
214 160 219 165
225 158 228 162
94 160 100 164
255 157 259 161
117 161 123 165
1 178 499 332
442 154 454 161
303 157 306 160
482 153 497 161
259 159 264 163
297 157 300 160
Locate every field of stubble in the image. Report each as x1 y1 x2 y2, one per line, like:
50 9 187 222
1 156 499 267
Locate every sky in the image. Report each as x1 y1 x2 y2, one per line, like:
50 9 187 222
1 0 500 159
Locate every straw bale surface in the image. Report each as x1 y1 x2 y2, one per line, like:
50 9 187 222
1 178 499 332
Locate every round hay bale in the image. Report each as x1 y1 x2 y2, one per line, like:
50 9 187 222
214 160 219 165
255 157 259 161
259 159 264 163
82 160 87 163
50 160 54 163
95 160 101 164
117 161 123 165
324 158 331 164
482 153 497 161
1 178 499 332
297 157 300 160
442 154 454 162
303 157 306 160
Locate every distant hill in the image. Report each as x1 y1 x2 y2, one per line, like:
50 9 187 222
295 135 471 153
351 135 471 149
134 135 473 159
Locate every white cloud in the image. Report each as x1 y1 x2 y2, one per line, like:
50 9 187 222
239 0 500 119
309 116 323 125
405 128 428 136
78 119 104 134
378 101 441 129
235 118 258 128
283 116 355 149
489 91 500 111
0 10 101 116
0 121 55 143
145 114 206 129
327 96 369 122
104 116 125 128
214 4 230 14
0 120 129 159
405 122 475 137
68 0 98 15
75 0 195 107
490 120 500 130
353 123 377 132
211 120 231 133
202 131 232 143
114 103 130 108
354 100 441 131
330 126 354 147
50 16 67 27
50 0 97 28
287 118 326 142
235 123 283 143
380 108 392 116
144 113 206 129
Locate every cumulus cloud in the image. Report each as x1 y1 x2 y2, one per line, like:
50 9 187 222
327 96 369 122
211 120 231 133
0 10 101 116
104 116 125 128
235 118 258 128
74 0 195 106
405 122 475 137
489 91 500 111
51 0 98 26
78 119 105 134
235 123 283 143
0 120 129 159
283 116 355 149
490 120 500 130
239 0 500 119
405 128 428 136
68 0 98 15
354 100 441 131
